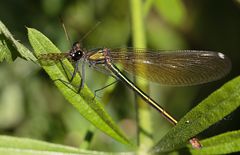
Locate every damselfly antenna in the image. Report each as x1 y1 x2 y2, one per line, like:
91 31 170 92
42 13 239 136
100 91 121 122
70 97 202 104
60 18 101 46
60 17 72 47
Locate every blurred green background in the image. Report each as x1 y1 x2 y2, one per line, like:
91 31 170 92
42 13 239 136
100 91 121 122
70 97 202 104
0 0 239 152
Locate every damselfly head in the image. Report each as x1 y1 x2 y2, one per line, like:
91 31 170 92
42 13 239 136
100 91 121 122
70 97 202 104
69 42 84 61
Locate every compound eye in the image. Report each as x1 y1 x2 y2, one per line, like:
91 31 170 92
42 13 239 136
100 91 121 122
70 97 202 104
71 50 83 61
76 50 83 58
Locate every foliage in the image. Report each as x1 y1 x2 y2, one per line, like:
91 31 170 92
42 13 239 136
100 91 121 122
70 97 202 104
0 0 240 154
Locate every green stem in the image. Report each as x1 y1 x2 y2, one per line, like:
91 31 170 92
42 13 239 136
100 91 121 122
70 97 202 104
130 0 153 149
130 0 146 48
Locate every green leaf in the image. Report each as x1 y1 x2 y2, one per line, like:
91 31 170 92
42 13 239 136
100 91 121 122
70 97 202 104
0 20 36 62
151 76 240 153
189 130 240 154
0 135 134 155
0 35 13 63
27 28 130 145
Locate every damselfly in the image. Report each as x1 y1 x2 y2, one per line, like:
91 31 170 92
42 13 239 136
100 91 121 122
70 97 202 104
38 42 231 148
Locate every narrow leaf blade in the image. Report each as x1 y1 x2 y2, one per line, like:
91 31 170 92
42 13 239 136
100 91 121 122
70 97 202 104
151 76 240 153
190 130 240 154
0 20 36 62
28 28 130 145
0 135 130 155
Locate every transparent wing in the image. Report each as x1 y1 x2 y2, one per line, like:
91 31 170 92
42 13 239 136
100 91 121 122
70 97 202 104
109 48 231 86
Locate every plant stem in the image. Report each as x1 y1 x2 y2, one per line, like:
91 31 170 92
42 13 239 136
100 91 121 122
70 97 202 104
130 0 153 150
